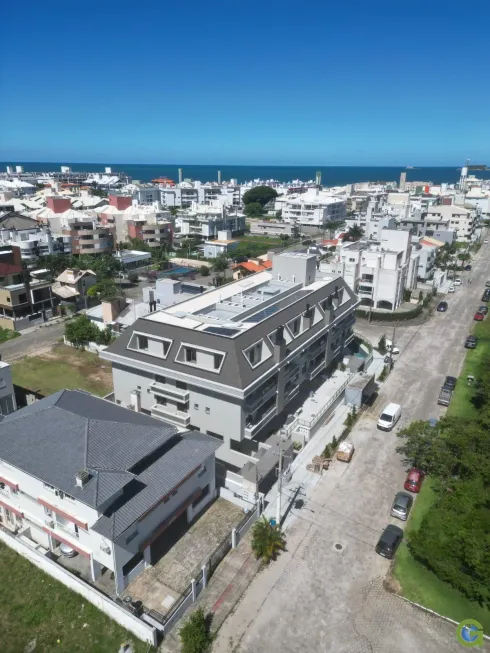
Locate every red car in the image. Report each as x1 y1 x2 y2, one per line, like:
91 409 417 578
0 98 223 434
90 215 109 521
404 468 424 493
474 312 484 321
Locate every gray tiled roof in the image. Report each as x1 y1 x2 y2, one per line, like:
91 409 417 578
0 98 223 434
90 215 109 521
0 390 177 508
0 390 220 540
92 432 221 540
0 211 40 230
104 279 358 389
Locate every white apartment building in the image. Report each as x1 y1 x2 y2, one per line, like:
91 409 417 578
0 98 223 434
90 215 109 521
176 203 245 238
0 390 219 594
281 191 346 228
101 253 358 498
321 229 414 311
425 204 477 242
0 211 68 261
159 182 241 209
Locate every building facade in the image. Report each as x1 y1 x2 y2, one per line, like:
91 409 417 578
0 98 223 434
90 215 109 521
0 390 219 594
101 253 358 497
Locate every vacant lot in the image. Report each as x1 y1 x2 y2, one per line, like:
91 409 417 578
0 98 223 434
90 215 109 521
0 542 147 653
12 344 113 397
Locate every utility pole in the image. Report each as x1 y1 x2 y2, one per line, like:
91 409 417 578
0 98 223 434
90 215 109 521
276 434 284 525
389 324 396 369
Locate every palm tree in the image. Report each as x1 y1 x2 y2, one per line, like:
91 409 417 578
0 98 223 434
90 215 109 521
344 225 364 242
251 516 286 563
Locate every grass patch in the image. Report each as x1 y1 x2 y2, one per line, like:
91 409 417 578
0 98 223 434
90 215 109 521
447 318 490 419
0 327 21 343
12 344 112 397
0 541 148 653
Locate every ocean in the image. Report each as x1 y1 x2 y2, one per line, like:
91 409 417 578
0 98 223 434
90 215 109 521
2 162 489 186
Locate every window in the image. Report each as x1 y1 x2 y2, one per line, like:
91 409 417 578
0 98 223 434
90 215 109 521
214 354 222 370
194 403 199 410
177 402 188 412
176 381 187 390
138 335 148 350
155 375 166 384
205 407 210 414
198 464 207 477
156 396 167 406
44 506 53 517
291 318 300 335
64 493 75 502
43 482 56 492
249 348 255 364
185 347 197 363
0 377 5 389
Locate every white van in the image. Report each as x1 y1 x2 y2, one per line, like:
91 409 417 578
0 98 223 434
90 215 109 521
377 403 402 431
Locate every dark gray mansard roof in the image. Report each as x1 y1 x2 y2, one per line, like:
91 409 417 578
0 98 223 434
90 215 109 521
104 277 358 390
0 390 220 539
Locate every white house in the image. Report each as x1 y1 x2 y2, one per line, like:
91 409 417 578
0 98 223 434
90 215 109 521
0 390 220 594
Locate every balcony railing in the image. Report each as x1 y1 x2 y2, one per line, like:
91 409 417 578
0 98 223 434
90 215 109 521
151 404 191 427
244 384 277 413
149 381 189 402
244 405 277 439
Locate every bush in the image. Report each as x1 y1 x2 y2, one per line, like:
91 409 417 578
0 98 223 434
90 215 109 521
403 289 412 302
293 440 302 451
418 290 423 302
377 334 387 354
378 365 389 382
180 608 213 653
322 443 332 458
356 305 423 322
199 266 210 276
127 271 139 283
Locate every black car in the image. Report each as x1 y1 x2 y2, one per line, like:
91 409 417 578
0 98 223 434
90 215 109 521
464 264 472 271
465 336 477 349
482 291 490 302
437 301 448 312
479 305 489 315
443 376 457 391
375 524 404 559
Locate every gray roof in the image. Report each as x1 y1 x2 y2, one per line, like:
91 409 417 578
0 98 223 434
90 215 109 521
104 278 358 390
0 211 40 231
0 390 220 538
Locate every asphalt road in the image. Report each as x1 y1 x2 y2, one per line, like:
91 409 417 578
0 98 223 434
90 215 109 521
213 244 490 653
0 321 66 364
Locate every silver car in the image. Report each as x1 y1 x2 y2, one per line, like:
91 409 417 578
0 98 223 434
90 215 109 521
390 492 413 521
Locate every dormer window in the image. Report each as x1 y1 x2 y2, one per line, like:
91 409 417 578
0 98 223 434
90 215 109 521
137 335 148 351
185 347 197 363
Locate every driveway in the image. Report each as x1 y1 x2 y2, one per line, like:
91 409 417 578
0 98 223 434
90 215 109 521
213 245 490 653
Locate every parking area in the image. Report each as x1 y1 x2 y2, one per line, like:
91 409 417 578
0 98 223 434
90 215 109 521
126 498 243 614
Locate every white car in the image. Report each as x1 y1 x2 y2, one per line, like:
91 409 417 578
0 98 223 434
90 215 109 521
485 239 488 244
454 278 462 286
448 285 455 293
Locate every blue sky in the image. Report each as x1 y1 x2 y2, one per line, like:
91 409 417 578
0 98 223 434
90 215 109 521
1 0 489 165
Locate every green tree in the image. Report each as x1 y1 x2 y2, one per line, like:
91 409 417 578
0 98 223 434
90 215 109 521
324 219 346 240
244 202 264 217
127 271 139 283
275 210 282 219
403 288 412 302
65 315 98 347
199 265 210 276
180 608 213 653
211 253 229 276
344 225 364 242
242 185 278 208
251 516 286 563
86 280 122 300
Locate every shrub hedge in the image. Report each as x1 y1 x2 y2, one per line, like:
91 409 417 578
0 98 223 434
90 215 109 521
356 305 423 322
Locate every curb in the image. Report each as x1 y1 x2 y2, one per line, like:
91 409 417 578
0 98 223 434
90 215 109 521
398 595 490 641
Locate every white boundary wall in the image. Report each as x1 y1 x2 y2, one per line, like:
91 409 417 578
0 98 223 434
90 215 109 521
0 529 157 647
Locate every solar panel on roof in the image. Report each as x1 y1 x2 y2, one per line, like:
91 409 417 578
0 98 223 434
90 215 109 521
204 326 241 337
244 306 279 323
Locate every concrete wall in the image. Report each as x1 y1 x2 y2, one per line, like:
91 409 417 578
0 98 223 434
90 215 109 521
0 528 157 646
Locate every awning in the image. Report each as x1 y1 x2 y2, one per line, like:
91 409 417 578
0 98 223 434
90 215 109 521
51 283 80 299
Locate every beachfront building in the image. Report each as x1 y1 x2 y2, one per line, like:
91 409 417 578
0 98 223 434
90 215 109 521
100 252 358 498
176 203 245 239
425 204 477 242
281 191 346 228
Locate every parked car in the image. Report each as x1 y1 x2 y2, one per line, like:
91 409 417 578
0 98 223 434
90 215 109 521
479 305 488 315
465 336 477 349
377 403 402 431
485 279 490 288
438 387 452 406
375 524 404 559
437 301 448 312
390 492 413 521
482 291 490 302
59 543 77 558
448 285 455 293
443 376 457 390
454 278 462 286
464 265 472 271
404 468 425 493
474 311 485 321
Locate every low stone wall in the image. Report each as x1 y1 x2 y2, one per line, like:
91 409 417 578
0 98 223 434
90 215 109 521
170 257 211 269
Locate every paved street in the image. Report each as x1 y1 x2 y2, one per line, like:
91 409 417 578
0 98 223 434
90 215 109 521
0 321 66 363
213 245 490 653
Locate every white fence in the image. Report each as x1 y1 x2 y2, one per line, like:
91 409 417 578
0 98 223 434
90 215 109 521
0 528 158 647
